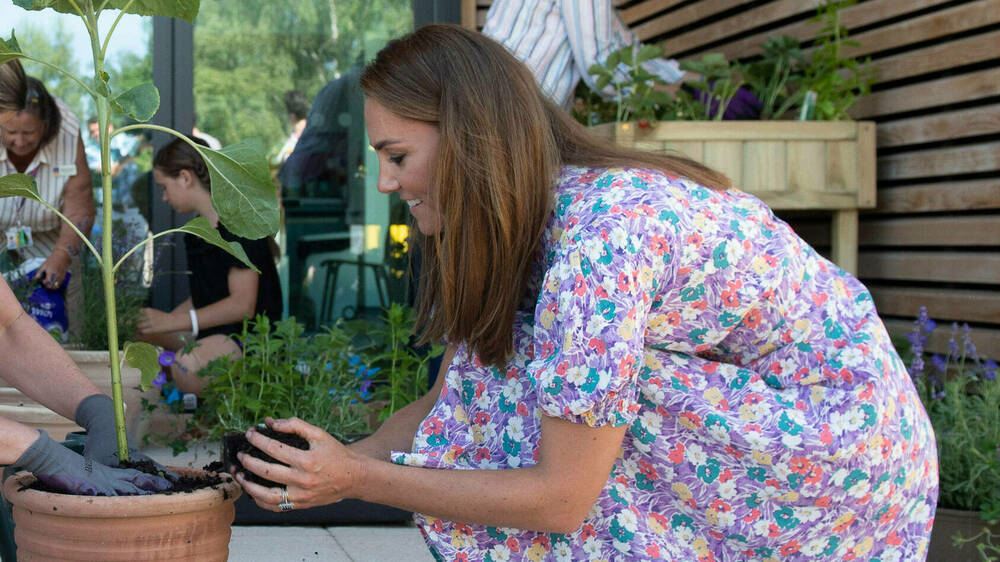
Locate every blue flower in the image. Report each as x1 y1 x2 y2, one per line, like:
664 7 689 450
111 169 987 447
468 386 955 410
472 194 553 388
152 371 167 388
984 360 998 381
158 350 176 367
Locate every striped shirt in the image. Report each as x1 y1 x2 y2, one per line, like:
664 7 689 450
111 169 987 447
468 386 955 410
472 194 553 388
482 0 684 108
0 97 81 260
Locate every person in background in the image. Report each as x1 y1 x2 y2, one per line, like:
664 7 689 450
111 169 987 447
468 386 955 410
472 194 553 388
0 60 94 338
191 111 222 150
482 0 684 108
234 25 937 560
276 90 310 165
84 116 140 209
0 272 169 495
136 137 282 395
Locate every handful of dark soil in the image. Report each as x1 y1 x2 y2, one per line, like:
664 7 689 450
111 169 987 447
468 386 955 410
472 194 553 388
223 426 309 488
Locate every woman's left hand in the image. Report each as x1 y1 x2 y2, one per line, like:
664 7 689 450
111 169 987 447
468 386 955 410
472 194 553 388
34 248 71 290
234 417 367 512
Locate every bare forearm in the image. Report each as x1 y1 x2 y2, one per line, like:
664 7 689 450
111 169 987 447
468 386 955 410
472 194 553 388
0 313 100 419
357 458 582 533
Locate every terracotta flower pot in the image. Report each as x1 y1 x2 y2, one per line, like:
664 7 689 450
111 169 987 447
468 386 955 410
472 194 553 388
2 467 241 561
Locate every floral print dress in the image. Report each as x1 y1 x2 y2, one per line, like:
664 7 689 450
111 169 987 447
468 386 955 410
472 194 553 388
391 166 938 561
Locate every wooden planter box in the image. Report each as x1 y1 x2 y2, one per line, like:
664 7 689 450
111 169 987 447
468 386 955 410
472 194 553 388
589 121 877 274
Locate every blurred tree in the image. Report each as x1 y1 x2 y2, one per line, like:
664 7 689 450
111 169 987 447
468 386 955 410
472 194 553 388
14 19 88 122
193 0 411 156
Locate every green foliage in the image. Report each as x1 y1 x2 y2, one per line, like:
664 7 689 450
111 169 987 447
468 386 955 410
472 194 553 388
952 526 1000 561
574 0 874 125
799 0 875 120
146 305 442 451
343 304 445 422
741 36 807 120
192 0 411 155
13 0 200 23
901 310 1000 522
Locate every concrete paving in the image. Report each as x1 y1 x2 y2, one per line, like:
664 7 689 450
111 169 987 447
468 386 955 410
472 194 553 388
141 443 434 562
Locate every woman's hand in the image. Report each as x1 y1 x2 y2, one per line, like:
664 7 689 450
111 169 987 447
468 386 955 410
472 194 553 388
136 307 174 336
34 247 71 290
234 417 367 512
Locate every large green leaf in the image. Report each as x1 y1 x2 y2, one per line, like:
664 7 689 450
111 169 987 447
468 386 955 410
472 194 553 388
0 174 41 201
177 216 259 273
196 141 279 240
0 33 25 65
123 341 160 391
13 0 200 23
112 82 159 122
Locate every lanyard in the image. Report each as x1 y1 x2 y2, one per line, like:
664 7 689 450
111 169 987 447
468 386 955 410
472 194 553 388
14 166 40 227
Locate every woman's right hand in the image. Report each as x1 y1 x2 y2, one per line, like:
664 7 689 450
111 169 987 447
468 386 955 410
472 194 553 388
234 417 367 512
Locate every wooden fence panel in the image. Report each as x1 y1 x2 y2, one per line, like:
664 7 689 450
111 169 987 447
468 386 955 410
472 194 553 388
464 0 1000 358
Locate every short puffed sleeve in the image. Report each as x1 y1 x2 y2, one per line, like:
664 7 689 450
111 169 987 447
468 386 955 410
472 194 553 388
528 209 676 427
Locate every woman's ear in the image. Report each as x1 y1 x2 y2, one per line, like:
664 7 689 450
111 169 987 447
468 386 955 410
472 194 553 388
178 168 194 188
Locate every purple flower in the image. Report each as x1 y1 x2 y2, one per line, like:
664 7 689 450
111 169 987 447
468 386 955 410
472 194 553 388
948 323 960 358
930 354 947 374
687 84 763 119
158 350 176 367
152 371 167 388
984 360 998 381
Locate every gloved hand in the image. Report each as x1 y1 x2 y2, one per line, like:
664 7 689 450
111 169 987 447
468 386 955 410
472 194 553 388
14 430 171 496
75 394 177 479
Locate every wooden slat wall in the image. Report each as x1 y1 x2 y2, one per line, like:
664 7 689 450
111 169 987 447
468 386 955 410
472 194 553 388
466 0 1000 358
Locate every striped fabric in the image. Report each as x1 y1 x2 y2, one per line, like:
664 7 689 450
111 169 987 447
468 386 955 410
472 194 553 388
482 0 683 108
0 97 81 260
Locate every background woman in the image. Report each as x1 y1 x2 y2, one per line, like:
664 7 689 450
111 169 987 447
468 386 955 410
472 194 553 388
136 137 281 395
236 25 937 560
0 60 95 338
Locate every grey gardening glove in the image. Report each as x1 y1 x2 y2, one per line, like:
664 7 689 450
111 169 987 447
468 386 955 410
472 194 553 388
75 394 177 479
13 430 171 496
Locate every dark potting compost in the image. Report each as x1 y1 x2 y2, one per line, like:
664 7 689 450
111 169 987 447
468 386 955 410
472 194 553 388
223 426 309 488
25 459 228 496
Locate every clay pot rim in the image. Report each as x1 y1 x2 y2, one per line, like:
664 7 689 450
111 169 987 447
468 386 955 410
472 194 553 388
3 467 242 518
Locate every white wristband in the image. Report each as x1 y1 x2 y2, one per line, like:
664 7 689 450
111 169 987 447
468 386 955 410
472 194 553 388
189 308 199 338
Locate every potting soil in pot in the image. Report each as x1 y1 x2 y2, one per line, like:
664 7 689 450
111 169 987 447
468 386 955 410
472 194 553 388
26 459 229 496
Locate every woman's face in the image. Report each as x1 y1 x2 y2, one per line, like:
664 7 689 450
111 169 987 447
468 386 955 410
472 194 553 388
1 111 44 158
152 168 195 213
365 98 441 235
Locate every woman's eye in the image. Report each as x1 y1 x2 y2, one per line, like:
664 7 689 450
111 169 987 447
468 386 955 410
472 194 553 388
389 154 405 165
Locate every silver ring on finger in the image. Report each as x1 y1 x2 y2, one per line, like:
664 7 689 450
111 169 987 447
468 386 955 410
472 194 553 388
278 487 295 512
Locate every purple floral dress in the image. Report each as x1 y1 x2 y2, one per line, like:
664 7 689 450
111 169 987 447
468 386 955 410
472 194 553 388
391 167 938 561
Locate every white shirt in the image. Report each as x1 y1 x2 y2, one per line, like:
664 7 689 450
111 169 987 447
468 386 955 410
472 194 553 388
482 0 684 108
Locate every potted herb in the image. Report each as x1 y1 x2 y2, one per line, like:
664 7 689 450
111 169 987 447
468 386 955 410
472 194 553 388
578 0 877 273
902 308 1000 560
0 1 278 559
145 304 442 524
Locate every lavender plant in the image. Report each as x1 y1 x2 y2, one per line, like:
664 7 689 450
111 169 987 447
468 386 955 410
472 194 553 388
904 307 1000 520
0 0 279 462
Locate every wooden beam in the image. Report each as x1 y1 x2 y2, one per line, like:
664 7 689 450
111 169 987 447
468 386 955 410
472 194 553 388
859 216 1000 246
867 31 1000 84
850 67 1000 119
878 142 1000 181
647 0 819 51
619 0 685 26
873 180 1000 214
870 286 1000 324
843 0 1000 59
877 105 1000 148
859 251 1000 283
883 319 1000 358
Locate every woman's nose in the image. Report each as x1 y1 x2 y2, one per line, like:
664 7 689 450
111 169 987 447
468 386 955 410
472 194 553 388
376 171 398 194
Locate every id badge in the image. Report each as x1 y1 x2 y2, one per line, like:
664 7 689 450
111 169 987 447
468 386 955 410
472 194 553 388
5 226 33 250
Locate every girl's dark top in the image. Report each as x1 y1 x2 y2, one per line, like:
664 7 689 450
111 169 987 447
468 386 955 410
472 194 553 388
184 223 282 338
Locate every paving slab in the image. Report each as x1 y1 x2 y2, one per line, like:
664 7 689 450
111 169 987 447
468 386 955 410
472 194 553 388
328 524 433 561
228 526 350 561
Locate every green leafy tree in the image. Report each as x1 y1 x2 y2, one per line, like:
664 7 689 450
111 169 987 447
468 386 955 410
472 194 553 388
9 19 88 120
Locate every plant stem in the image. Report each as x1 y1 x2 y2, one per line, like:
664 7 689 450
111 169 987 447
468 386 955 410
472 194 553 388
83 3 130 462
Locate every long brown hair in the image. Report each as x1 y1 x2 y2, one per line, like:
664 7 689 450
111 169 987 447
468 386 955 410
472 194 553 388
361 24 729 367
